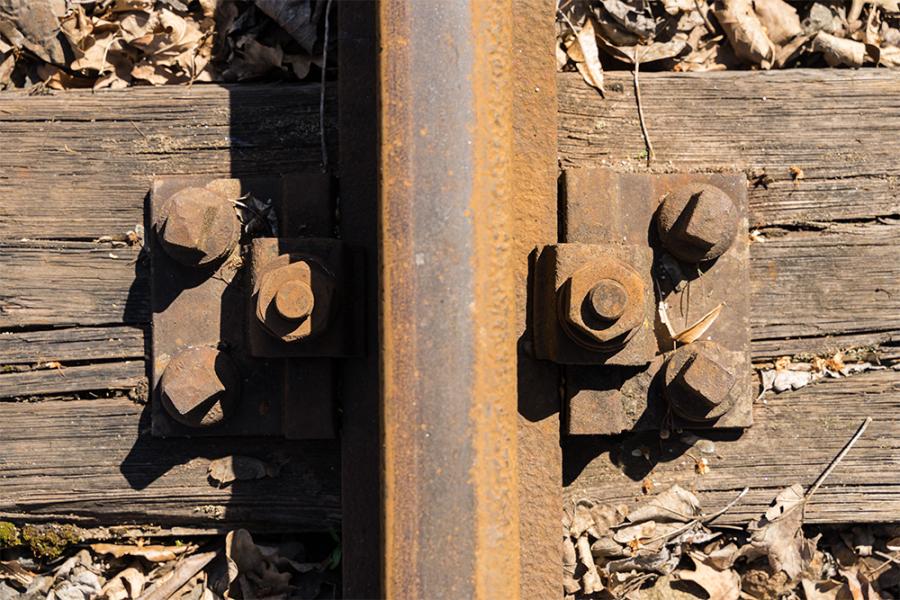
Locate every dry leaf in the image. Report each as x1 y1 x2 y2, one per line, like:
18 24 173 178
566 18 605 94
753 0 802 45
254 0 317 53
813 31 866 66
99 564 145 600
673 302 724 344
714 0 776 67
599 0 657 40
627 485 701 524
789 165 805 180
577 534 603 594
562 537 580 595
742 484 806 579
91 543 189 562
676 552 741 600
208 455 280 487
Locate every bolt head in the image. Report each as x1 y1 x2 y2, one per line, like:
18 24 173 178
560 256 645 350
159 346 239 428
657 183 738 263
588 279 628 322
156 187 239 267
255 258 336 342
664 341 739 422
274 279 315 321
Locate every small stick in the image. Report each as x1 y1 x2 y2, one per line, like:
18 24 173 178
871 550 900 578
643 486 748 545
319 0 335 172
805 417 872 501
695 0 716 34
632 53 654 167
138 550 218 600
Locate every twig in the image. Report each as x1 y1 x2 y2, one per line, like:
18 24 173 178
632 53 653 167
643 486 748 545
871 550 900 578
138 550 219 600
703 487 749 524
805 417 872 501
319 0 335 172
694 0 716 34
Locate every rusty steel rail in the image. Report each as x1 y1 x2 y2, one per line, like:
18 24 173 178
378 1 523 598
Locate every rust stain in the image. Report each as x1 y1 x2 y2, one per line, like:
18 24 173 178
469 0 520 598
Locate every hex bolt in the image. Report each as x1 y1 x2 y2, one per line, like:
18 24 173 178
559 256 646 352
657 183 739 264
274 279 315 321
159 346 240 428
156 187 239 267
255 259 336 343
588 279 628 322
663 341 738 422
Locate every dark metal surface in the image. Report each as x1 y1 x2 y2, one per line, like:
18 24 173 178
379 0 522 597
532 242 657 366
159 346 240 428
150 175 338 439
336 1 381 595
657 182 739 263
558 168 752 434
247 237 363 358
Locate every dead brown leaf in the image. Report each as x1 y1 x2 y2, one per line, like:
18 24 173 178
207 455 281 487
753 0 802 45
741 484 806 579
714 0 776 67
627 484 702 524
91 542 190 562
674 302 724 344
813 31 867 66
676 552 741 600
565 17 605 94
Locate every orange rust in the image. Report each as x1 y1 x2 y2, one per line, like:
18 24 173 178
379 0 522 597
469 1 520 598
509 2 562 598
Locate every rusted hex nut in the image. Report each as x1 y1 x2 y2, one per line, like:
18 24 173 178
155 187 239 267
558 256 646 351
255 258 336 343
663 341 738 422
159 346 240 428
657 183 738 263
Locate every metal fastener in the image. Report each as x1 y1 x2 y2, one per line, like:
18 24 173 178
159 346 240 428
663 341 738 422
255 257 335 343
559 255 645 351
588 279 628 322
155 187 239 267
657 183 738 263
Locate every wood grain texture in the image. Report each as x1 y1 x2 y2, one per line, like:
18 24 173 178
0 241 148 328
558 70 900 226
0 360 144 397
0 84 340 529
559 70 900 525
0 84 334 240
0 397 341 528
0 325 145 365
750 222 900 356
564 369 900 524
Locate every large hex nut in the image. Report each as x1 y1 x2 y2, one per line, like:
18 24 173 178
663 341 741 422
254 256 336 343
657 183 739 264
159 346 240 428
154 187 239 267
558 256 646 351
